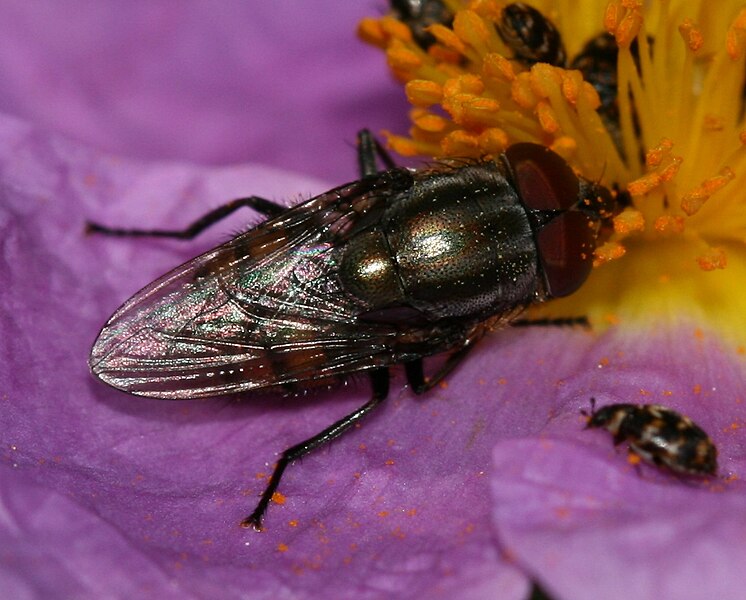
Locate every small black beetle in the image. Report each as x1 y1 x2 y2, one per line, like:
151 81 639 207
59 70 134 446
497 3 567 67
388 0 454 49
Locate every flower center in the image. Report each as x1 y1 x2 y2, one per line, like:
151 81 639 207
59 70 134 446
360 0 746 342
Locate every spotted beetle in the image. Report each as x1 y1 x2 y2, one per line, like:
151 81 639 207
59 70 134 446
584 399 718 476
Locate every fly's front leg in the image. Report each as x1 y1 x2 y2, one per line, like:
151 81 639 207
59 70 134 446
404 313 590 396
86 195 286 240
357 129 397 178
242 367 391 531
513 316 589 328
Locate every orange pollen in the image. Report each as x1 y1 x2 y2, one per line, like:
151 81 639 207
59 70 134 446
613 209 645 236
727 8 746 59
605 0 644 47
627 452 642 466
405 80 444 106
696 247 728 271
679 19 704 52
593 241 627 266
654 215 686 233
680 168 735 216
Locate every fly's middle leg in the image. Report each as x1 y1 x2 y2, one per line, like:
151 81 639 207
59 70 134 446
404 344 475 395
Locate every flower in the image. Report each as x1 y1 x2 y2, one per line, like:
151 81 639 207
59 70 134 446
360 0 746 335
358 0 746 598
0 2 410 183
3 3 746 600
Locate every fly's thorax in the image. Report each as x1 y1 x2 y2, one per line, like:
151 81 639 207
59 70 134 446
389 165 540 318
338 163 541 322
337 145 617 325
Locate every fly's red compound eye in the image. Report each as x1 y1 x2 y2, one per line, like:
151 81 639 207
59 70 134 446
504 143 580 210
504 143 597 297
536 211 595 297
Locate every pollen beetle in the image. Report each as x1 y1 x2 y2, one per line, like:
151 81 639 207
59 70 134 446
388 0 454 49
390 1 634 149
497 3 567 67
88 130 616 529
583 399 718 476
570 32 622 125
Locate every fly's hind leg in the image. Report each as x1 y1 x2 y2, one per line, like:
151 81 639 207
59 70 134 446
86 195 286 240
242 367 391 531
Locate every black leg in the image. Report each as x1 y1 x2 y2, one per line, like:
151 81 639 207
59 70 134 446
242 368 391 531
357 129 397 178
513 316 589 328
86 195 286 240
405 316 587 398
581 397 596 425
405 344 475 395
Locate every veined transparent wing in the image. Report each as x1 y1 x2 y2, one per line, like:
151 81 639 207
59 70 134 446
90 172 413 398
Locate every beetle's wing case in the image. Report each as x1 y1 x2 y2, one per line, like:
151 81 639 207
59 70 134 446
90 171 416 399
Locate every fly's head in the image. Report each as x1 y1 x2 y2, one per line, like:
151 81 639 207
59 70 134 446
502 143 621 299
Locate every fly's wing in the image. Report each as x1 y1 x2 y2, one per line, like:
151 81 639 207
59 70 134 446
90 171 414 399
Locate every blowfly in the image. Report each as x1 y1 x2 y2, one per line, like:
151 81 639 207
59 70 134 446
89 130 618 529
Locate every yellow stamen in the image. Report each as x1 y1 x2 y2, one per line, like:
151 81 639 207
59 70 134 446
360 0 746 338
680 168 735 216
613 209 645 236
405 80 444 106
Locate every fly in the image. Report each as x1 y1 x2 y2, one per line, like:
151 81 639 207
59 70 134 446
88 130 617 530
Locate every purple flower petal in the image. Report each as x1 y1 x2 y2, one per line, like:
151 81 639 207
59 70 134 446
0 1 410 181
6 116 745 596
490 327 746 600
1 116 535 599
3 3 745 597
1 469 187 599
